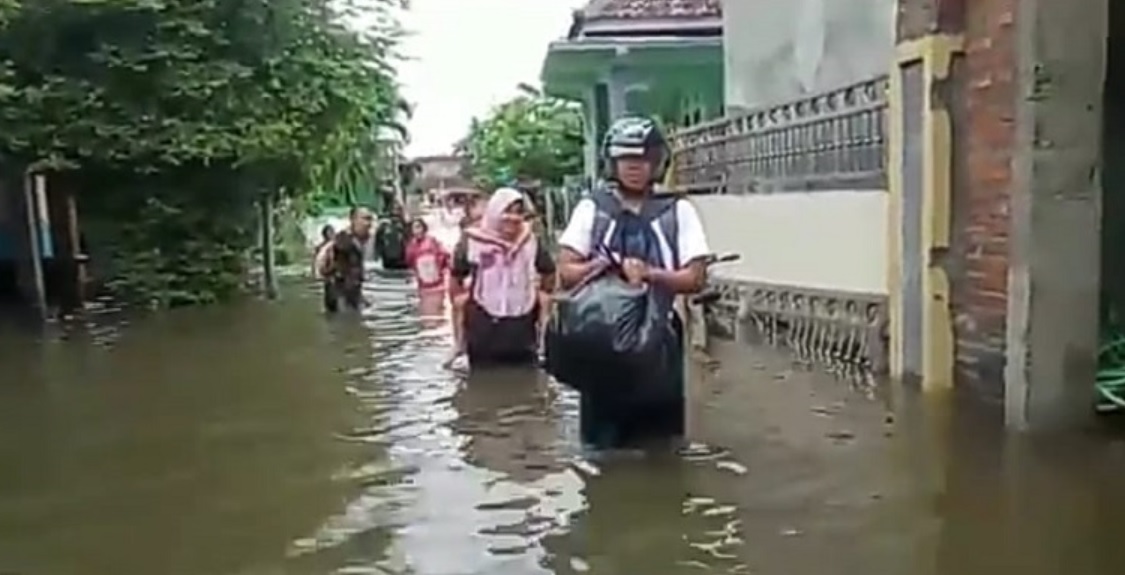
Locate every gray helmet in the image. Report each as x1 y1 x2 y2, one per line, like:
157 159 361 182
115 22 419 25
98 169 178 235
600 116 670 184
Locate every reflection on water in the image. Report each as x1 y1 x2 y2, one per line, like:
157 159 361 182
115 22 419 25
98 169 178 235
0 289 367 575
4 264 1125 574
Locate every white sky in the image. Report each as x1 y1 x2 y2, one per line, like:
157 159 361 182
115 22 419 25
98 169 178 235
396 0 587 157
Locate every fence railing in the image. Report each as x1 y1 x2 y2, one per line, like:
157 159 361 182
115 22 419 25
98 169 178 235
671 75 889 194
541 177 585 241
703 278 889 381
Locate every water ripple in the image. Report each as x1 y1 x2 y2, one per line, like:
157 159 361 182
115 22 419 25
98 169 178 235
288 263 749 574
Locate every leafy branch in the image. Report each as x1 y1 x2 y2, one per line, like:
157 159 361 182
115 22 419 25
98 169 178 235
461 88 584 190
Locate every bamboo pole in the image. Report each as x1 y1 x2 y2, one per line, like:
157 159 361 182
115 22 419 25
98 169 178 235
260 193 278 299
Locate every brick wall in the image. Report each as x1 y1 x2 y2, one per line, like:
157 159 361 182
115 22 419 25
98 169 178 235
897 0 1014 400
950 0 1015 401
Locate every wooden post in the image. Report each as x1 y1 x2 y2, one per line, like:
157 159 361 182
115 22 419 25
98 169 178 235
67 194 87 302
21 171 46 318
45 174 86 313
260 192 278 299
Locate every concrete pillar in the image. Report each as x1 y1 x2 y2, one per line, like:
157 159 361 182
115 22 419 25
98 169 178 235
889 0 964 388
582 90 599 184
607 67 628 119
1005 0 1107 431
606 65 651 119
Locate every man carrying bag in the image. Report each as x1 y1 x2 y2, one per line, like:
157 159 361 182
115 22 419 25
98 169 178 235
548 116 712 450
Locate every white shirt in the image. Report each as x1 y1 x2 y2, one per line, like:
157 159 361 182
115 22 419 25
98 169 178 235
558 197 711 269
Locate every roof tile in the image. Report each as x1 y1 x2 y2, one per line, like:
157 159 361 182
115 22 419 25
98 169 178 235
583 0 721 21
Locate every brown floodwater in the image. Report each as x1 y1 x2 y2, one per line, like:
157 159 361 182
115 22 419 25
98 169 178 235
3 267 1125 575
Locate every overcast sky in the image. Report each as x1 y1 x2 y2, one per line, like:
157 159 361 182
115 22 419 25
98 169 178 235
396 0 586 157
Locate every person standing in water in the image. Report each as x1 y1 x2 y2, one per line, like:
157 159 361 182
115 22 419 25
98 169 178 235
445 188 555 370
313 224 335 276
445 194 487 366
375 202 409 270
313 224 337 310
406 217 451 319
556 116 711 449
315 206 375 313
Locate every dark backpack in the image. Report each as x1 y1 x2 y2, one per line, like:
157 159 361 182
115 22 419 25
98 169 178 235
587 186 680 270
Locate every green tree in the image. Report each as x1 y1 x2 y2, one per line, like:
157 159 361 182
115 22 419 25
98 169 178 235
462 85 584 190
304 101 410 216
0 0 407 306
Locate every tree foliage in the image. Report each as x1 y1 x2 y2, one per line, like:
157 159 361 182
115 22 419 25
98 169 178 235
0 0 408 306
462 87 584 190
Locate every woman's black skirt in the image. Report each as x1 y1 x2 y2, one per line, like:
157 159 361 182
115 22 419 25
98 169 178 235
464 299 538 367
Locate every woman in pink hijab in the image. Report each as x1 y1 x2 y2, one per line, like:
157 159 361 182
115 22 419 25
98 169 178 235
445 188 555 370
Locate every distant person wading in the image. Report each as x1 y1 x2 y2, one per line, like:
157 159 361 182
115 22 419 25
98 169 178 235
315 206 375 313
376 202 409 270
446 194 488 365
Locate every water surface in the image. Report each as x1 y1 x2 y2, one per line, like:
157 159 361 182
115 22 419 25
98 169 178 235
3 263 1125 574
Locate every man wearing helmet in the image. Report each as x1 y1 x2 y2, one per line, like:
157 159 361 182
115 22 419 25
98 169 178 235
556 116 712 449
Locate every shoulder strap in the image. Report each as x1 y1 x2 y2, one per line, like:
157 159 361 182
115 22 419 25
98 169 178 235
643 193 680 269
586 186 682 267
587 186 620 253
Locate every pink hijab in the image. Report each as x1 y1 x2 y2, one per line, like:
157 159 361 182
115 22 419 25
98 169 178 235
463 188 538 317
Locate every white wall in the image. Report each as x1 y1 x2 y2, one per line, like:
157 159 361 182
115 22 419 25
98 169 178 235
723 0 895 110
694 191 887 294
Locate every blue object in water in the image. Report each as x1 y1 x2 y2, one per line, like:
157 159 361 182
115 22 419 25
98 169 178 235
0 221 54 261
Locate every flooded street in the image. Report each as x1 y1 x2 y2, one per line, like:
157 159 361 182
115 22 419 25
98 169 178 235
0 269 744 575
5 263 1125 574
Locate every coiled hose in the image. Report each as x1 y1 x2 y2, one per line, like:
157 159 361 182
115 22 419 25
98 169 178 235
1097 331 1125 410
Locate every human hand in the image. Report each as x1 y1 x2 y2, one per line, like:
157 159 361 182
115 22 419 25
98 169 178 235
621 257 648 285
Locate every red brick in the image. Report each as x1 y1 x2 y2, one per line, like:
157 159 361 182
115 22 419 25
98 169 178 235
966 254 1009 293
919 0 1017 395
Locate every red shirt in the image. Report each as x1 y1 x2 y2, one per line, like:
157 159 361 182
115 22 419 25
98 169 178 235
405 235 449 291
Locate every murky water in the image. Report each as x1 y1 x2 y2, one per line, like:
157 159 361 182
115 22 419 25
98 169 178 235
5 259 1125 573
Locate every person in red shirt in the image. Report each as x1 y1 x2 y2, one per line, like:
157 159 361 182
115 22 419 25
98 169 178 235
405 217 450 296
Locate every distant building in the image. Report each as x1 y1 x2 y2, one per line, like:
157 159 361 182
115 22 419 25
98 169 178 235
410 154 471 195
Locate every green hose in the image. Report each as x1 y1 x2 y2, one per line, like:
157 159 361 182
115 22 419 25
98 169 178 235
1097 332 1125 411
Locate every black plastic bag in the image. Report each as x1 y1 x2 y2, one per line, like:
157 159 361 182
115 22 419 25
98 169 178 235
545 270 669 394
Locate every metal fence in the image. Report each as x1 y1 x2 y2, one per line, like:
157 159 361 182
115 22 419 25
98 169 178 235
671 75 889 194
703 279 890 382
541 177 585 241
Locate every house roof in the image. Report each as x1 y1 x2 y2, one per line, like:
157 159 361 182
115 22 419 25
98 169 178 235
582 0 721 21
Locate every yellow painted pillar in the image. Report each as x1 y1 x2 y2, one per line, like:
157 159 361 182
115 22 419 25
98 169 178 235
887 35 963 389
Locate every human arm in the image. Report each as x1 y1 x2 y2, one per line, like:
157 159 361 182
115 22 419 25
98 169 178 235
644 199 711 294
449 240 472 288
534 242 557 292
555 199 603 289
313 242 333 277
